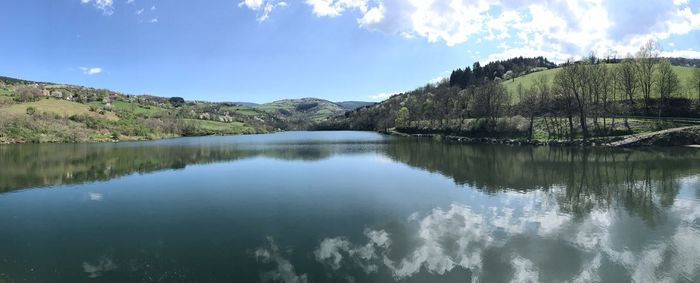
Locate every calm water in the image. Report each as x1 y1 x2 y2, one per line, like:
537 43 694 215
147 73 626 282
1 131 699 283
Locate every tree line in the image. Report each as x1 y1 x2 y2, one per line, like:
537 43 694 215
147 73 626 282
319 40 700 140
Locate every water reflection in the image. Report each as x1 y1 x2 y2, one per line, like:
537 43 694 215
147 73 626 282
0 132 387 193
0 132 699 282
307 188 700 282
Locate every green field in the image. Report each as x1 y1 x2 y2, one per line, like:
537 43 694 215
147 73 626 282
502 64 699 103
0 98 119 121
219 105 260 116
184 119 255 134
106 100 170 116
257 98 345 123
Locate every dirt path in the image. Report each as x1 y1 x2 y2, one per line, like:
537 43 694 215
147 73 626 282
606 126 700 147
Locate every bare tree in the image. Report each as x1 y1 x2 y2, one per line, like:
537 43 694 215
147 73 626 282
692 67 700 101
616 57 637 129
636 40 660 115
656 59 680 118
555 60 589 138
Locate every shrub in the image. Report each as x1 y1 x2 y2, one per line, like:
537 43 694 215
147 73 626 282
25 106 36 115
14 86 42 102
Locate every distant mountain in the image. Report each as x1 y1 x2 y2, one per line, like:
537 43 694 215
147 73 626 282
256 98 346 129
668 57 700 68
335 101 376 111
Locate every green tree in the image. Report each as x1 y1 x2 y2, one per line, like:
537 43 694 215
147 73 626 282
25 106 36 115
395 107 410 129
169 97 185 107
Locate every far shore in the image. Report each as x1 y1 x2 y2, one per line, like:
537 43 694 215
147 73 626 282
383 126 700 148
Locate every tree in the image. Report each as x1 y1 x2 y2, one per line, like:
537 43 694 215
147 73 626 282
616 57 637 128
555 61 589 138
169 97 185 107
521 86 539 139
395 107 410 129
636 40 660 115
655 59 680 117
26 106 36 115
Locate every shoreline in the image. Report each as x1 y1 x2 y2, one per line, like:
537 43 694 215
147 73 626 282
383 126 700 148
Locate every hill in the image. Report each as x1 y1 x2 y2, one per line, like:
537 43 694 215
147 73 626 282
336 101 376 111
319 53 700 143
0 77 283 143
502 64 698 102
256 98 347 129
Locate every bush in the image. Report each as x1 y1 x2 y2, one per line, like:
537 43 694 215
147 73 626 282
25 106 36 115
14 86 42 102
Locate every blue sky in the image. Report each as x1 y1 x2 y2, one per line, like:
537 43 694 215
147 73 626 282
1 0 699 103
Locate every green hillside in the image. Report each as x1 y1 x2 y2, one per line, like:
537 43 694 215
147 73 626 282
257 98 346 128
503 64 698 102
0 77 281 143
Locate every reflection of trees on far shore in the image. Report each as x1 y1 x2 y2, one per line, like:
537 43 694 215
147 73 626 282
384 139 700 224
0 142 355 192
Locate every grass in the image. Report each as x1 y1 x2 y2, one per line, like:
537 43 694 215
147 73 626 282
111 100 169 116
219 105 261 116
502 64 700 103
258 98 345 123
184 119 256 134
0 96 12 105
0 98 119 121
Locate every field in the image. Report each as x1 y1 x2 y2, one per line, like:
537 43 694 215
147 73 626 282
183 119 256 134
257 98 345 123
502 64 698 103
111 101 170 116
0 98 119 121
219 105 260 116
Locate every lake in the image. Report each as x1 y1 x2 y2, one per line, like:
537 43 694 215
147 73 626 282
0 131 699 282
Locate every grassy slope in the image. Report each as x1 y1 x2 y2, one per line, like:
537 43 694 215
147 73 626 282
184 119 256 134
502 65 698 102
257 98 345 123
0 99 119 121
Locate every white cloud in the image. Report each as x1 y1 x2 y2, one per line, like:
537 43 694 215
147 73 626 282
255 237 308 283
238 0 288 22
510 256 540 283
88 192 103 201
305 0 369 18
241 0 700 62
82 256 117 278
368 92 399 101
429 76 446 84
135 8 144 15
126 0 134 4
81 0 114 15
150 18 159 23
661 49 700 59
80 67 103 75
